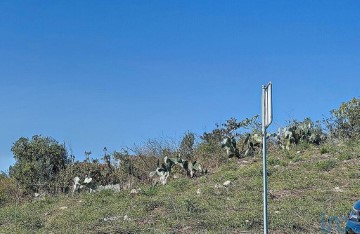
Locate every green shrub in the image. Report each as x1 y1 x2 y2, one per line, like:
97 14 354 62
10 135 69 194
337 153 352 161
142 185 159 196
0 174 20 206
268 158 288 167
320 147 330 154
329 97 360 138
315 160 337 171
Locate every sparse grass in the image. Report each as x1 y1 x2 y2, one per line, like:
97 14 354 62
1 141 360 233
315 160 337 171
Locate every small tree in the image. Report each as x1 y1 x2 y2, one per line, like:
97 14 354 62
10 135 69 193
179 132 195 160
330 98 360 138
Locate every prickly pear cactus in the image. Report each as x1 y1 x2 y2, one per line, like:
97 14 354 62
222 133 264 158
277 118 325 149
221 137 240 158
149 156 206 185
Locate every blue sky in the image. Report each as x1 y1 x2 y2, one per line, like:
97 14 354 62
1 1 359 172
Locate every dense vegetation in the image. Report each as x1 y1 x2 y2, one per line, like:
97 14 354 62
0 97 360 233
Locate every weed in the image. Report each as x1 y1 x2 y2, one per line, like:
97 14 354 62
320 147 330 154
315 160 337 171
338 153 352 161
142 185 159 196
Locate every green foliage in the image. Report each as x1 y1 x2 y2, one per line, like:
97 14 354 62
149 155 206 186
10 135 69 193
221 133 263 158
221 137 240 158
141 185 159 196
277 118 325 150
179 132 195 160
3 139 360 233
184 199 200 213
330 97 360 138
337 153 352 161
320 147 330 155
241 133 263 157
0 174 20 206
268 158 288 167
201 116 260 145
113 150 157 182
57 161 117 192
200 116 261 159
315 160 337 171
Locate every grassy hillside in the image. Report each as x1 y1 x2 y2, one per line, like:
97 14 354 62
1 140 360 233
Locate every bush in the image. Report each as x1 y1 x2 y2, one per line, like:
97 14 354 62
315 160 337 171
57 161 118 193
329 98 360 139
10 135 69 194
0 173 20 206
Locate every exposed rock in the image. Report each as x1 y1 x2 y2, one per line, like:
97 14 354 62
59 206 68 210
196 188 201 195
103 216 120 222
130 188 141 196
97 184 121 192
34 192 46 201
223 180 231 187
334 187 343 192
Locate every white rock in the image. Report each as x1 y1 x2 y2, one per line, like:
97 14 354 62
130 188 141 195
334 187 343 192
103 216 119 222
196 188 201 195
123 215 131 221
83 176 92 184
223 180 231 187
59 206 68 210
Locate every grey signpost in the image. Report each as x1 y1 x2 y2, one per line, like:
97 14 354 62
262 82 272 234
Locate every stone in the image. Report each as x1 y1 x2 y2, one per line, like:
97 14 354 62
196 188 201 195
130 188 141 195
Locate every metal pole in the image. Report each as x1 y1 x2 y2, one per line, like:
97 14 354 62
262 85 268 234
263 129 268 234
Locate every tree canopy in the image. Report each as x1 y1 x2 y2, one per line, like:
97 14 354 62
10 135 68 193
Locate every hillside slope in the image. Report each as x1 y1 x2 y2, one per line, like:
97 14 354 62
1 140 359 233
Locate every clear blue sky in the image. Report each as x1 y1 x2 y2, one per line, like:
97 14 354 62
1 1 359 172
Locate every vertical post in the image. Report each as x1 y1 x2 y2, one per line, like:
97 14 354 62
262 126 268 234
262 85 268 234
262 82 272 234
